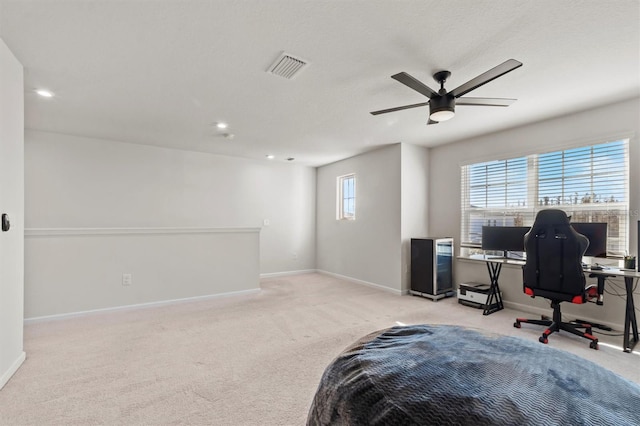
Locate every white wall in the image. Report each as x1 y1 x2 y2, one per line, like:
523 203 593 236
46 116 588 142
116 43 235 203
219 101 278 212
24 131 316 317
24 228 260 318
316 144 402 292
429 97 640 328
400 143 429 292
0 38 25 390
25 130 316 275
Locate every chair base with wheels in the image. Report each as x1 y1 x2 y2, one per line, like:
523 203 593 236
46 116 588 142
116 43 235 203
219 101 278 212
514 298 599 350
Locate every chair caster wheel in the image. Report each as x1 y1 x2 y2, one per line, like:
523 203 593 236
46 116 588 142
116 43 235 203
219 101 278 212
513 322 521 328
590 341 599 350
539 336 548 344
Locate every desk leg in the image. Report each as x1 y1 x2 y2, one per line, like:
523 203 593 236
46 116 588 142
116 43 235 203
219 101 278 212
623 277 639 353
483 262 504 316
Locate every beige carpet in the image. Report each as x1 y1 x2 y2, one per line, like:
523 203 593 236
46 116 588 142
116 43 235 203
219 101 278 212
1 273 638 425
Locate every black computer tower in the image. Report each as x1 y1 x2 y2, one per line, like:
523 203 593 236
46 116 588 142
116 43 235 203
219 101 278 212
410 237 454 300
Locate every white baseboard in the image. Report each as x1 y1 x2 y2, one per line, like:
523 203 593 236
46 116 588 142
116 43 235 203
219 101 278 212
503 300 623 331
316 270 403 295
260 269 317 279
0 351 26 391
503 300 550 317
24 288 261 324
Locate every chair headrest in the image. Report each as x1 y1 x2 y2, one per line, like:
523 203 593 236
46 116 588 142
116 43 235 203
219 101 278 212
532 209 571 227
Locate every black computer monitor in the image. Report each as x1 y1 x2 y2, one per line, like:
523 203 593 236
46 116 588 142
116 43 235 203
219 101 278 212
481 226 530 257
570 222 608 258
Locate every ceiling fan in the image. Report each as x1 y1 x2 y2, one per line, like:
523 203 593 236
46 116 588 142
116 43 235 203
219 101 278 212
370 59 522 125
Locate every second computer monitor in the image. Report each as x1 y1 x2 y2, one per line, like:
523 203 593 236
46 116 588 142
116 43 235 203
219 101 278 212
570 222 608 258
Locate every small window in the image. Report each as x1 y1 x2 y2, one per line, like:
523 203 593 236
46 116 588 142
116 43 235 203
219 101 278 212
337 174 356 220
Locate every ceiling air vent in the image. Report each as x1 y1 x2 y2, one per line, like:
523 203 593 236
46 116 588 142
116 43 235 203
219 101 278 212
267 52 309 80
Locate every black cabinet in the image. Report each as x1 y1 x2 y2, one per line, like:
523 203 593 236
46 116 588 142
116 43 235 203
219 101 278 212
410 238 454 300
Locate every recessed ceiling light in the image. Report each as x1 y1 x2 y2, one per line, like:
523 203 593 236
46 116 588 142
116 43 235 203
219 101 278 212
266 155 275 160
216 122 228 130
35 89 54 98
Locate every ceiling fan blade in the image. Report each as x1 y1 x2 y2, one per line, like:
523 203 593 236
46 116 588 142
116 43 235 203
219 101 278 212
370 101 430 115
456 97 517 107
450 59 522 98
391 72 438 99
427 119 439 125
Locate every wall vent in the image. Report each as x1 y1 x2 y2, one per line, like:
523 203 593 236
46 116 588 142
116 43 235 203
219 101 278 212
267 52 309 79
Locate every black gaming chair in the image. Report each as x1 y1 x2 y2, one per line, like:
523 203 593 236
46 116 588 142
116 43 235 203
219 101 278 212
514 209 599 349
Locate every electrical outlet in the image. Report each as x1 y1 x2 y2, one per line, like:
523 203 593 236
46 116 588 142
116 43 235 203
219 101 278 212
122 273 132 286
263 219 270 226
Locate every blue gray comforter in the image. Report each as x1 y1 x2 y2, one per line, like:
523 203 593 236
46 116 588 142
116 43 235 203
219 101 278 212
307 325 640 425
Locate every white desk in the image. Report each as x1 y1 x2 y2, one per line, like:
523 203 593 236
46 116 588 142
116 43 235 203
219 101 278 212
458 254 640 353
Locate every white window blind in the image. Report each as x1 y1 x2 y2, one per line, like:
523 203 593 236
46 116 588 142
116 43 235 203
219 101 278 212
461 139 629 256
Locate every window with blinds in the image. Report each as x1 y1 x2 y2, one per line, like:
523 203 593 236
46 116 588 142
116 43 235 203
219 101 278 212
461 139 629 256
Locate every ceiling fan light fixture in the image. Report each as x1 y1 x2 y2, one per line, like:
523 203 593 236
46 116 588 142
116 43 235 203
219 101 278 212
429 95 455 122
429 108 455 122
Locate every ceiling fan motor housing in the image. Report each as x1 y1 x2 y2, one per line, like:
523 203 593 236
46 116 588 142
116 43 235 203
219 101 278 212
429 94 455 121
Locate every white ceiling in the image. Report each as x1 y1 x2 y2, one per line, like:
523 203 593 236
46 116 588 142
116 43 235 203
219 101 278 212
1 1 638 166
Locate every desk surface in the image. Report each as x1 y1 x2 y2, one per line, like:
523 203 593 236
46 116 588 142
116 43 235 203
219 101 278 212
458 254 640 278
458 254 525 266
